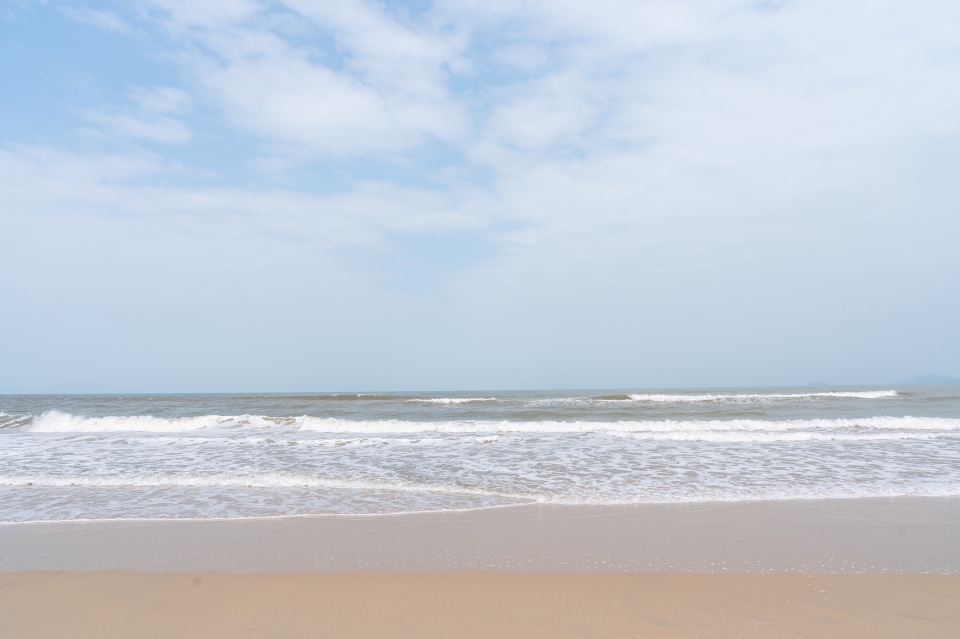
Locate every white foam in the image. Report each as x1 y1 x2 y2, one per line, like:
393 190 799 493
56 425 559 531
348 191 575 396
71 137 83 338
6 405 960 521
533 485 960 505
525 390 898 406
623 391 898 402
23 411 960 435
406 398 499 404
616 431 943 442
3 474 959 514
0 474 521 499
28 411 299 433
298 415 960 435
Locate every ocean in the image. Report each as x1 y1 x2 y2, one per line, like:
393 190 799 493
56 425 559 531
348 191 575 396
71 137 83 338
2 386 959 522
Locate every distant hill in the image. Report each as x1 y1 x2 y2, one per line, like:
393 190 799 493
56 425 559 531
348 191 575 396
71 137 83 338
806 381 828 387
899 374 960 385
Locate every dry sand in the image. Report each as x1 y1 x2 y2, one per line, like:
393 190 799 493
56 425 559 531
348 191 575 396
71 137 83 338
1 571 958 639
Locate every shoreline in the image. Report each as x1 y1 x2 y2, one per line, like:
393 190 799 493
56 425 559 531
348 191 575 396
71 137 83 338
3 496 959 573
3 496 959 637
4 489 960 526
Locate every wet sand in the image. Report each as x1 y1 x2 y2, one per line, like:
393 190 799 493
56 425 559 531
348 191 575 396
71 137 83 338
2 497 959 573
2 571 958 638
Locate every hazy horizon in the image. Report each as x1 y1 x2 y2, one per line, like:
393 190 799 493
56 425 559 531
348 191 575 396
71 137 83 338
2 376 959 396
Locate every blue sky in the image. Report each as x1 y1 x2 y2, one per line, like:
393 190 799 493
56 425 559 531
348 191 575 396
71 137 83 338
1 0 959 392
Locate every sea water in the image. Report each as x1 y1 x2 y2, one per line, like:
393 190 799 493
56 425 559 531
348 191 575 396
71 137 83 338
1 386 959 522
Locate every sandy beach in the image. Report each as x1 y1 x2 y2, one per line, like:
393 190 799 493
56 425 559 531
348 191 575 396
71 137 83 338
2 498 959 637
4 395 960 638
2 571 958 639
3 497 959 572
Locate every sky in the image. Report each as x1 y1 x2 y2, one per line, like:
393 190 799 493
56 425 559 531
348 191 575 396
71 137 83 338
1 0 959 392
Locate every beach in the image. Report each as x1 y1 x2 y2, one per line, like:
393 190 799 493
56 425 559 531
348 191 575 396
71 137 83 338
2 498 960 637
2 389 960 636
4 571 958 639
3 498 960 573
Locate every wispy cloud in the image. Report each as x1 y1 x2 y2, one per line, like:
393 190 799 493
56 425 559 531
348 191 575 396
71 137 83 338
143 0 466 155
82 86 194 144
59 4 134 35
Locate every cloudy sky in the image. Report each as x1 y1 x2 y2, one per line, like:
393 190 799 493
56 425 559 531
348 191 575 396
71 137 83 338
1 0 958 392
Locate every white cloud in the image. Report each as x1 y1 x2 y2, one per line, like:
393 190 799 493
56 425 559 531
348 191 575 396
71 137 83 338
4 0 960 388
201 52 399 153
143 0 466 155
147 0 260 28
0 144 490 247
83 111 192 144
129 86 193 115
127 0 960 175
83 86 194 144
62 0 959 271
59 4 135 34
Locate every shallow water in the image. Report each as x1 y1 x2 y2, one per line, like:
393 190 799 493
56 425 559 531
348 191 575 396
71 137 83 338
1 386 959 521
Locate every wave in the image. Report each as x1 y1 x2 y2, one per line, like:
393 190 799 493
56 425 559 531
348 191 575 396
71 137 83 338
168 431 950 444
302 394 408 401
576 390 899 403
406 398 499 404
0 473 524 500
0 412 32 430
612 431 945 443
22 411 960 435
293 415 960 435
27 412 300 433
145 434 501 447
3 474 959 509
140 430 941 445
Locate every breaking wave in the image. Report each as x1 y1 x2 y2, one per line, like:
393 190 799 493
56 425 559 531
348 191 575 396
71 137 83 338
406 398 499 404
21 411 960 438
621 390 897 402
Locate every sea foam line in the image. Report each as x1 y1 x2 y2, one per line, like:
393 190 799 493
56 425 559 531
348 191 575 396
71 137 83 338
3 485 960 527
0 501 533 526
27 412 296 433
22 412 960 434
406 398 499 404
624 390 898 402
0 474 529 500
527 391 900 405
